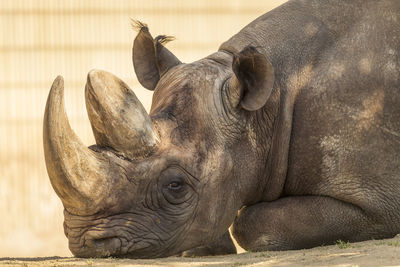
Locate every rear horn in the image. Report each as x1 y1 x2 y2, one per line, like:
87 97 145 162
85 69 159 159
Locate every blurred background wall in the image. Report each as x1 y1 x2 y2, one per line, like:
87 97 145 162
0 0 287 257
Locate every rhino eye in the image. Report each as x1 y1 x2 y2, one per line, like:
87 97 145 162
167 181 183 191
164 177 187 200
160 167 191 204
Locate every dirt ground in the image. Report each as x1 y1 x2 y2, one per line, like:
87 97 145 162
2 235 400 267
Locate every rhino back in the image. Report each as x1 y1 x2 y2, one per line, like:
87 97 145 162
224 0 400 215
220 0 364 76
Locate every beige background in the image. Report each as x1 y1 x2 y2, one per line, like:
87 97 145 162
0 0 286 257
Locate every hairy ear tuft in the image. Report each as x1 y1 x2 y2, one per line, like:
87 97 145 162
131 19 149 32
155 35 176 45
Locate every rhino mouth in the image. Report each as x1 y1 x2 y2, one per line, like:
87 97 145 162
73 232 154 258
64 209 183 258
74 235 123 258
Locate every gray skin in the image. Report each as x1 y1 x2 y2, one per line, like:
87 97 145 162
43 0 400 258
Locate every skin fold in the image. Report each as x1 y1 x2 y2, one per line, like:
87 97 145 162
43 0 400 258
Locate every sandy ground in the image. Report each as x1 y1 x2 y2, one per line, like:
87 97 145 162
2 235 400 267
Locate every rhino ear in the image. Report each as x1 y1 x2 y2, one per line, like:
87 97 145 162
229 46 275 111
132 21 181 90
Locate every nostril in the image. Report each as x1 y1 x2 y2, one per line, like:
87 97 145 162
96 237 121 248
85 236 122 257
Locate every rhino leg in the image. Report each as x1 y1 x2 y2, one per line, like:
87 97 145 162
181 230 237 257
232 196 396 251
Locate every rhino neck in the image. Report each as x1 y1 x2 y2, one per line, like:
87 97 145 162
241 90 283 205
201 51 285 205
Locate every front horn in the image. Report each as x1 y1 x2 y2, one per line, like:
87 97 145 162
43 76 111 215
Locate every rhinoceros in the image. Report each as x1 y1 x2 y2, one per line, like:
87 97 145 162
43 0 400 258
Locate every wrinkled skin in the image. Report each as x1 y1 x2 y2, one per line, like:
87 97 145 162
43 0 400 258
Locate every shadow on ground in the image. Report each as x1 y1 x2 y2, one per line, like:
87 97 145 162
2 235 400 267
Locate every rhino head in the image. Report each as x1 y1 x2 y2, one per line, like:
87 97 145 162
43 23 275 258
